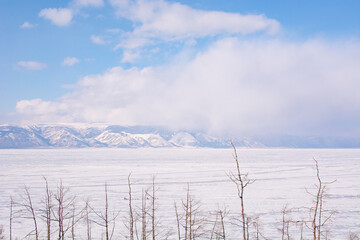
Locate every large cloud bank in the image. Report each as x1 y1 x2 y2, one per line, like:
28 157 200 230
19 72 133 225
13 38 360 137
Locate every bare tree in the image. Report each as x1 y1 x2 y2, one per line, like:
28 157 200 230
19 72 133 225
306 158 336 240
228 141 255 240
39 177 53 240
209 211 218 240
279 205 291 240
175 202 181 240
22 186 39 240
54 181 66 240
84 199 92 240
144 176 171 240
91 183 118 240
179 184 205 240
141 188 148 240
251 217 268 240
349 232 360 240
298 221 304 240
71 202 77 240
128 173 135 240
184 185 190 240
104 183 111 240
150 177 157 240
52 180 79 240
219 210 226 240
245 216 250 240
8 196 22 240
210 207 228 240
9 196 14 240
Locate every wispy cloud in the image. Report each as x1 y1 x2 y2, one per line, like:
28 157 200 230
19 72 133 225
20 22 35 29
13 39 360 137
39 8 73 27
106 28 122 34
90 35 108 45
17 61 47 70
62 57 80 66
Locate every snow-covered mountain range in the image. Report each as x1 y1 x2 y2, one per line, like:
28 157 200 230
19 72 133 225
0 124 231 148
0 124 359 148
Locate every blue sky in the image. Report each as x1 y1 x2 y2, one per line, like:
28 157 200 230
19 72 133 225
1 0 359 137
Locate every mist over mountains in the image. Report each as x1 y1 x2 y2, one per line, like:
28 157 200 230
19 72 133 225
0 124 359 149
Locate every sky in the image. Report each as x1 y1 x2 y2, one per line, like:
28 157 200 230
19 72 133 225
0 0 360 138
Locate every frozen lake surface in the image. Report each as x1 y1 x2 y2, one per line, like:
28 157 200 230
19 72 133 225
0 148 359 239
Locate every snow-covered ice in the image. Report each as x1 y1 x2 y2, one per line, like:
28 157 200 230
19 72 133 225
0 148 359 239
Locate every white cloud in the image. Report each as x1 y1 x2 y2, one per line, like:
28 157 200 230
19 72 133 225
12 38 360 137
121 50 140 63
110 0 280 49
38 1 104 28
115 37 151 50
90 35 108 45
62 57 80 66
39 8 73 27
20 22 34 29
72 0 104 7
17 61 47 70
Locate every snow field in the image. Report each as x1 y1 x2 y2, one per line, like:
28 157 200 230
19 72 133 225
0 148 359 239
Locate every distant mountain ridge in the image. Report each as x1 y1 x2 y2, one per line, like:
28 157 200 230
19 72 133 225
0 124 232 149
0 124 359 148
